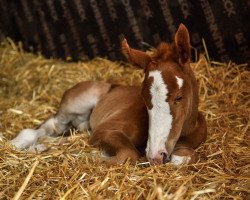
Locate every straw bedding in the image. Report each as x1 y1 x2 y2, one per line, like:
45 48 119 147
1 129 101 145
0 40 249 200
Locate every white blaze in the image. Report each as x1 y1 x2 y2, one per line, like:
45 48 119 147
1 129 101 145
176 76 184 88
146 70 173 159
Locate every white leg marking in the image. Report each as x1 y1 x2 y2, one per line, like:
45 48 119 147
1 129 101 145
40 116 70 136
171 155 191 166
146 70 173 159
100 151 111 158
77 121 90 131
11 117 62 150
10 128 45 149
175 76 184 89
40 118 57 135
29 144 47 152
72 114 91 131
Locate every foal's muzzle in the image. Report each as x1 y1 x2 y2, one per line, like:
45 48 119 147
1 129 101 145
149 151 171 165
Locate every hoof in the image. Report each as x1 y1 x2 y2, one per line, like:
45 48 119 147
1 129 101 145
170 147 198 166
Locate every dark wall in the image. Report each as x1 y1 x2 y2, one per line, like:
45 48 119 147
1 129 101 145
0 0 249 64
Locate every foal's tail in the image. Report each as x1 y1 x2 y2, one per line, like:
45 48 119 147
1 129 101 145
10 81 112 150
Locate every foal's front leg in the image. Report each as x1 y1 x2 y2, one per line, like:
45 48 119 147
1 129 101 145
89 128 141 165
170 146 198 166
170 112 207 166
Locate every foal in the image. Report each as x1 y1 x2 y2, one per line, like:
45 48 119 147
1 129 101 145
11 24 207 165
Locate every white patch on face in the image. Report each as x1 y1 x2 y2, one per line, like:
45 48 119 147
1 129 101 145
145 70 173 159
176 76 184 89
170 155 191 166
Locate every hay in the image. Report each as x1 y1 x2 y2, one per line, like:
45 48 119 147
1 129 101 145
0 39 249 200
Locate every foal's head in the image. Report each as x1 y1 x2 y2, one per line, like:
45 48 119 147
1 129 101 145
122 24 198 165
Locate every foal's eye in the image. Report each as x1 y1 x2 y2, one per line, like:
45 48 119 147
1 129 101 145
174 96 183 102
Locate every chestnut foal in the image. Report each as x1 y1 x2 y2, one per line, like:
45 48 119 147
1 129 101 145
11 24 207 165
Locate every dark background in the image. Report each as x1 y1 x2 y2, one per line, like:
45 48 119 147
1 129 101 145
0 0 249 65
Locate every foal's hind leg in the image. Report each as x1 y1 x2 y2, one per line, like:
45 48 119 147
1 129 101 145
170 112 207 166
10 81 111 150
10 108 73 150
71 114 91 131
89 128 141 165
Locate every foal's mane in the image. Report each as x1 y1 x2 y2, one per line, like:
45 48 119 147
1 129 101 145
152 42 178 62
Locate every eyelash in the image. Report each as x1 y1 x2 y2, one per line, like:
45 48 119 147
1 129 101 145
174 96 183 102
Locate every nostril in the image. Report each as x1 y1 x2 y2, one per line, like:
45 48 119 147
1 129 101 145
161 152 170 164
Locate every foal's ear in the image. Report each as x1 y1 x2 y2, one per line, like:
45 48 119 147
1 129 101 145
121 38 151 69
174 24 191 64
